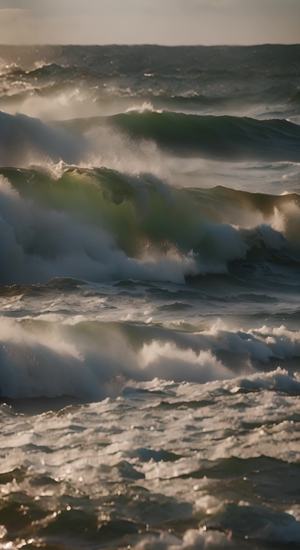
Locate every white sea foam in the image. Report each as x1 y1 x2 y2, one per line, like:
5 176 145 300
0 314 300 399
0 110 85 166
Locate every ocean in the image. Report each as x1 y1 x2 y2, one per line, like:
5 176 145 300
0 44 300 549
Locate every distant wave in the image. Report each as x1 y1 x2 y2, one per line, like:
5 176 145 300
0 62 76 80
25 62 84 80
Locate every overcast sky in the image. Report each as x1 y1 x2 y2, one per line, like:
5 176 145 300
0 0 299 45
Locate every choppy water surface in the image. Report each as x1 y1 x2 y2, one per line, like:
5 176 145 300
0 45 299 549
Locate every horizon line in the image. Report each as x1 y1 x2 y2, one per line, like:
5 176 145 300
0 42 300 48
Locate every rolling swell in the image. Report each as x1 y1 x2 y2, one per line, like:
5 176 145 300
108 111 300 161
1 110 300 165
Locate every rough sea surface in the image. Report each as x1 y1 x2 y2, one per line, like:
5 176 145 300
0 44 300 549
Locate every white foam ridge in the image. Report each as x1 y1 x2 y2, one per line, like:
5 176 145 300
0 317 299 399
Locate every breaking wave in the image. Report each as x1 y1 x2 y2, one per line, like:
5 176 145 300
0 168 299 285
0 111 85 165
1 316 300 400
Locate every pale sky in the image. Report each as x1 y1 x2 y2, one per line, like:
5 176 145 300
0 0 299 45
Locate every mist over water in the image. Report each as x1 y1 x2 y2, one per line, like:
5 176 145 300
0 44 300 549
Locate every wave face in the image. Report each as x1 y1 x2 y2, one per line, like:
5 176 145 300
0 45 300 550
108 111 300 161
